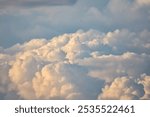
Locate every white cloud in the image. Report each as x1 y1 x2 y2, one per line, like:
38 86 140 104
0 0 150 99
98 77 144 100
32 63 82 99
0 29 150 99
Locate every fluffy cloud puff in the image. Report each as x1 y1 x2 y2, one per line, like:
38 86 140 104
0 29 150 99
99 77 144 100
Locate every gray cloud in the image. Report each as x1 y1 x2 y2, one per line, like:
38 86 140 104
0 0 150 48
0 0 77 8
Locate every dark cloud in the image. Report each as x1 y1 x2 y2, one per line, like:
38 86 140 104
0 0 77 8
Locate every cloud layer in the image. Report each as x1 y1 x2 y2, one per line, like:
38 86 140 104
0 29 150 99
0 0 150 48
0 0 77 8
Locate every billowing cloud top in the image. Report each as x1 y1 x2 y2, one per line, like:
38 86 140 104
0 29 150 99
0 0 150 100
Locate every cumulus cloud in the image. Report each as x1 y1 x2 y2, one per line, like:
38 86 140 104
98 77 144 100
0 29 150 99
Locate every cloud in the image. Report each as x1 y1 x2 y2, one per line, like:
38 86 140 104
139 74 150 99
98 77 144 100
0 0 77 8
0 0 149 99
0 54 10 93
0 29 150 99
85 52 150 82
102 29 150 54
136 0 150 6
0 0 150 48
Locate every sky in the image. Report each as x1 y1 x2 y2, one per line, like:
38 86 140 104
0 0 150 99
